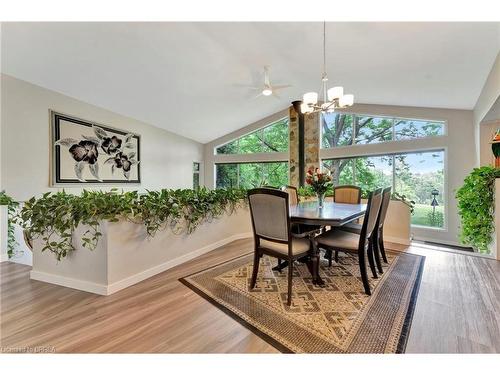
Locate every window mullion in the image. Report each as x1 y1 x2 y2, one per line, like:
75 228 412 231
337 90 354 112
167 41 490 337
392 155 396 193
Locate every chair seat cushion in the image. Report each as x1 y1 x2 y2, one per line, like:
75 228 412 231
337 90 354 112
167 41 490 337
341 222 362 234
316 229 360 251
260 237 311 256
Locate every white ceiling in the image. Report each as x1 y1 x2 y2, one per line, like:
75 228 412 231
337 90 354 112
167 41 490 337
2 22 499 143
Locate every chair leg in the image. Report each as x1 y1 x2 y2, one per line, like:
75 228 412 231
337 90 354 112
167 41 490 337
367 241 378 279
287 261 293 306
277 259 282 272
358 247 371 295
250 251 260 289
325 249 333 267
379 231 388 263
334 250 339 263
372 235 384 274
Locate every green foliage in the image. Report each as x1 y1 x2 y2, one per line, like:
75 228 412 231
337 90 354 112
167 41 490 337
391 192 415 214
456 166 500 253
18 188 247 261
426 210 444 228
0 191 19 258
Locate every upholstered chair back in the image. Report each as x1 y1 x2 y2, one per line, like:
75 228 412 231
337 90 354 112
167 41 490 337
378 187 392 230
248 188 290 242
333 185 362 204
281 185 299 206
362 189 383 240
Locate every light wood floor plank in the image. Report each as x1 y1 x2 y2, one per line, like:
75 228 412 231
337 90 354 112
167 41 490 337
1 239 499 353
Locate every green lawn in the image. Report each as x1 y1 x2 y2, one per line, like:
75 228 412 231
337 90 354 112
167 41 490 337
412 204 444 228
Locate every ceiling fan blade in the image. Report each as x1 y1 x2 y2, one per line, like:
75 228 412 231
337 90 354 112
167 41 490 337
252 92 264 100
272 84 292 91
272 92 281 99
232 83 261 90
264 65 271 86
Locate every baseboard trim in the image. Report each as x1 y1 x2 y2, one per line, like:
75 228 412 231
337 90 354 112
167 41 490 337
106 232 253 295
30 270 108 295
30 232 253 296
384 235 411 246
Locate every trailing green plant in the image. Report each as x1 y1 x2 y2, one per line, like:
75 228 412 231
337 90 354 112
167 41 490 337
18 188 248 261
0 191 19 258
456 166 500 253
392 192 415 214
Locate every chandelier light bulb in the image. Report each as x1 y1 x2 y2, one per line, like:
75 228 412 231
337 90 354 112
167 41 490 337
303 92 318 105
327 86 343 101
339 94 354 107
300 103 312 114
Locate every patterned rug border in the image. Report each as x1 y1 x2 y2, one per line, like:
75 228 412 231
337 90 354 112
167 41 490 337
179 251 425 354
396 253 425 353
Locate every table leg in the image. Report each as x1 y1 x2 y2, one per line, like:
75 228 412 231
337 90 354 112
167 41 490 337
310 238 325 286
272 260 289 272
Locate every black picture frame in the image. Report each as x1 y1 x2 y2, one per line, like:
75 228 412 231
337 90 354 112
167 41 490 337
51 111 141 185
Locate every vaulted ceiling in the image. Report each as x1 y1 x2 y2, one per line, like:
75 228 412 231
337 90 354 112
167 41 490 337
2 22 499 143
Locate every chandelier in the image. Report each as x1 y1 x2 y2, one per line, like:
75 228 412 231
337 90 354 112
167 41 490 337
300 22 354 114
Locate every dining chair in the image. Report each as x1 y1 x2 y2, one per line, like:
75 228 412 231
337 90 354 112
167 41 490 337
328 184 363 263
333 185 362 204
341 186 392 274
248 188 312 306
314 188 383 295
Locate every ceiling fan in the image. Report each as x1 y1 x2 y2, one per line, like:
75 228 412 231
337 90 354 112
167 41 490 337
240 66 292 99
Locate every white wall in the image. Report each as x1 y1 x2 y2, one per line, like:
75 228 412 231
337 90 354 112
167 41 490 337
1 74 204 199
1 74 204 261
474 52 500 165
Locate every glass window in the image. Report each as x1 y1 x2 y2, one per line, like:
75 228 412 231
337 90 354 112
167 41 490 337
321 113 354 148
395 150 445 228
216 140 239 155
322 149 445 229
263 119 289 152
239 131 264 154
215 162 288 189
355 116 393 145
322 158 355 186
394 119 444 140
193 162 200 189
215 118 289 155
238 163 264 188
215 164 238 189
264 162 289 188
322 113 445 149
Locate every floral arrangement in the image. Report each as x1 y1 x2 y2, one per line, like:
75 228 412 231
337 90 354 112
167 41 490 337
305 168 333 206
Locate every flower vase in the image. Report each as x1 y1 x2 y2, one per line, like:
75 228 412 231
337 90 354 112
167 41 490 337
317 193 325 208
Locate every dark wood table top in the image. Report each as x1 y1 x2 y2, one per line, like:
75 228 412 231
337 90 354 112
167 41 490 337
290 201 367 226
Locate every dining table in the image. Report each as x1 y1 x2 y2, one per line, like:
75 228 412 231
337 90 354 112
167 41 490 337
274 200 367 286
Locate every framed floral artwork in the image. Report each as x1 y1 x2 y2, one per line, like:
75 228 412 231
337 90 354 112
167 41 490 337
51 111 141 185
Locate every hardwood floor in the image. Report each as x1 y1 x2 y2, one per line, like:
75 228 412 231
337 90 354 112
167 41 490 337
1 239 499 353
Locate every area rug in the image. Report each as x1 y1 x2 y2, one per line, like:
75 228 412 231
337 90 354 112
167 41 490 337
180 250 425 353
